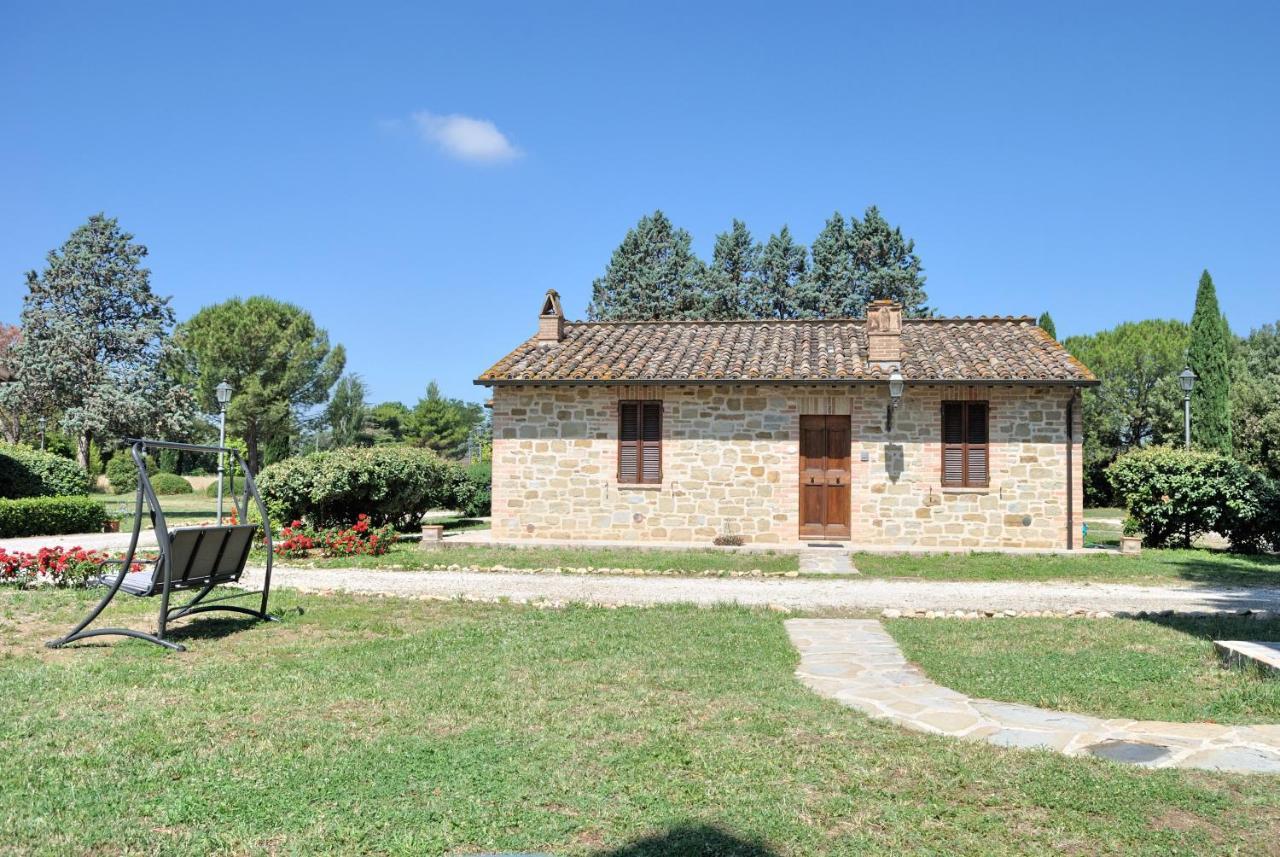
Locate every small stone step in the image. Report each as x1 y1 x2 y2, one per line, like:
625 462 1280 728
1214 640 1280 676
799 550 858 575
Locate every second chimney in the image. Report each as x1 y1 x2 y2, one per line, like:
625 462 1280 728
537 289 565 343
866 299 903 365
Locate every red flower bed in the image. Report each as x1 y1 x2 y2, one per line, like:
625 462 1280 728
274 514 395 559
0 546 141 589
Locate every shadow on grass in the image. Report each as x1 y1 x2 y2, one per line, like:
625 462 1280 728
1135 611 1280 643
1162 550 1280 591
592 824 778 857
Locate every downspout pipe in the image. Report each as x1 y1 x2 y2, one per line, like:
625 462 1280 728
1066 393 1075 550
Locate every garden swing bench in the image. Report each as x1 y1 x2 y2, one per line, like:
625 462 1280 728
46 439 276 652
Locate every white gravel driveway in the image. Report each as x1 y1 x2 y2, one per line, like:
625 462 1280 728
240 565 1280 614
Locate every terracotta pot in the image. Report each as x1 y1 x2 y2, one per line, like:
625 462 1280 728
103 519 121 533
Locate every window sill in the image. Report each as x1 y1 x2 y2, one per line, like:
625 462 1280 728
941 486 991 495
616 483 663 491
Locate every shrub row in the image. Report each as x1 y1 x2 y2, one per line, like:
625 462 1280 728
0 496 107 538
0 443 89 499
105 452 154 494
1107 446 1280 552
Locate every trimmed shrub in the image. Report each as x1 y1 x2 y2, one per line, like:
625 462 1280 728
204 474 241 497
105 452 154 495
0 496 107 538
149 472 193 495
0 443 89 499
1107 446 1279 552
448 460 491 518
257 446 458 531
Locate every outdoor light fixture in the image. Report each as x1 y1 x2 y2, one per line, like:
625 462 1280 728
1179 366 1196 450
885 368 905 431
37 416 47 451
215 380 234 523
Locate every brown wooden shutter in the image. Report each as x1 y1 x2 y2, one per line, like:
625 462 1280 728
640 401 662 484
619 402 640 483
966 402 989 487
942 402 965 486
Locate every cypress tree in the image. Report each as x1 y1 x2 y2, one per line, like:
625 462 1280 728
751 227 809 319
1187 270 1232 452
1037 312 1057 339
800 212 856 317
705 219 760 320
851 206 930 317
587 211 709 321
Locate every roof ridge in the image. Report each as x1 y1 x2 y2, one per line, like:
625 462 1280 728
561 316 1035 326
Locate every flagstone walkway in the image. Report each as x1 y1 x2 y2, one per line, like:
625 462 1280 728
786 618 1280 774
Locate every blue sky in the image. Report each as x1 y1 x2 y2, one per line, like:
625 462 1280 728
3 2 1278 407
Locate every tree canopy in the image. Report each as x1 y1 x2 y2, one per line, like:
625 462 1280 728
0 214 195 469
1232 321 1280 481
173 296 345 472
587 211 709 320
325 374 370 449
408 381 485 457
1037 312 1057 340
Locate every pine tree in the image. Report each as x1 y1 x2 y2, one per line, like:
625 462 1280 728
705 219 760 320
751 227 809 319
1037 312 1057 339
587 211 709 320
800 212 856 317
325 374 369 448
1187 269 1232 453
851 206 930 317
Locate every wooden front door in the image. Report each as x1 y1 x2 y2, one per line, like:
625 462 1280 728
799 415 851 540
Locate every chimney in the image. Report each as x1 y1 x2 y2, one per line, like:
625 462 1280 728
866 299 903 365
537 289 564 343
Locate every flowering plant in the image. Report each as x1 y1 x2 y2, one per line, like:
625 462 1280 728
273 514 395 559
0 546 142 589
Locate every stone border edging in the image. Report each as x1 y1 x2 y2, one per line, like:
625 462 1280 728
786 618 1280 774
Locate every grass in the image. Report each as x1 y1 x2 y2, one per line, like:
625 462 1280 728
302 544 800 574
853 548 1280 588
886 614 1280 725
89 490 220 530
1 590 1278 855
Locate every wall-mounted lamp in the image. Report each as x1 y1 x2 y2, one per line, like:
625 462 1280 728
885 369 905 431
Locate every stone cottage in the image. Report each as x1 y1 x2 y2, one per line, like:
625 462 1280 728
476 291 1097 549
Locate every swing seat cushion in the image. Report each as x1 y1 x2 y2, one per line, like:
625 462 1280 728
95 524 259 597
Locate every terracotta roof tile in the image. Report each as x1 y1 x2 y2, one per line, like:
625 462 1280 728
477 317 1096 386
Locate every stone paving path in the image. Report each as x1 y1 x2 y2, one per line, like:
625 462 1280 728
786 618 1280 774
798 549 858 575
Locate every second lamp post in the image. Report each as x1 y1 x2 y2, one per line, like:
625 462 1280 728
1178 366 1197 450
215 380 233 523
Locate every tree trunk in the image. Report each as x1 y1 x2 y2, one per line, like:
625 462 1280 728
77 429 92 473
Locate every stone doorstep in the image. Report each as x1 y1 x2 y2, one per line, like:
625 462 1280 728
1215 640 1280 676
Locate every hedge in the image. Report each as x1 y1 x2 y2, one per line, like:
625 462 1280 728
0 496 107 538
450 460 491 518
106 452 155 495
1107 446 1280 552
149 472 194 495
257 446 459 531
0 443 89 499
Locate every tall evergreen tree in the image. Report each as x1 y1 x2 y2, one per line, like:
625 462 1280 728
0 214 195 470
800 212 856 317
1187 269 1232 453
1037 312 1057 339
850 206 929 317
408 381 484 458
587 211 709 320
705 219 760 320
324 374 369 448
751 227 809 319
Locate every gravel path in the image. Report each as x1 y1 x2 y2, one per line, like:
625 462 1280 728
241 565 1280 614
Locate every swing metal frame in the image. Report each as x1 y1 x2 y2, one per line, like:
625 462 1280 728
45 439 276 652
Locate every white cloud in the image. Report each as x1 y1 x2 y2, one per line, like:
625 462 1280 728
410 111 522 163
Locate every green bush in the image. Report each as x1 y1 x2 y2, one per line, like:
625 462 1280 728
204 474 242 497
149 472 193 495
1107 446 1279 551
105 452 155 495
448 460 491 518
0 443 89 499
0 496 106 537
257 446 458 531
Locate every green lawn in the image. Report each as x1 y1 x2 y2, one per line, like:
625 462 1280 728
854 548 1280 588
303 544 799 575
1 591 1277 854
885 615 1280 725
89 490 220 529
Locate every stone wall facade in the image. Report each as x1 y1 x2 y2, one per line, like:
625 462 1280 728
490 383 1084 549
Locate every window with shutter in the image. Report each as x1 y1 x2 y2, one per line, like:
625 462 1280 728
618 400 662 484
941 400 990 487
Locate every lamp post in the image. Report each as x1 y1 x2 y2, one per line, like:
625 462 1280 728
1178 366 1197 451
886 369 905 431
37 416 46 451
215 380 233 523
